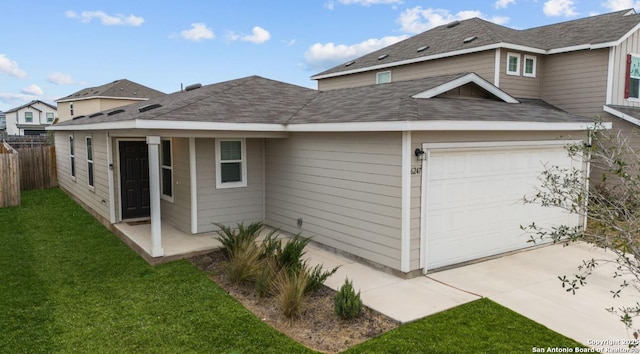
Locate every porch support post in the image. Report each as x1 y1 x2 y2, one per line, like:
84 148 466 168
146 136 164 257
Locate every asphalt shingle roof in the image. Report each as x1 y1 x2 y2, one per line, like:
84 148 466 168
57 79 166 101
5 100 56 113
54 74 592 129
313 9 640 78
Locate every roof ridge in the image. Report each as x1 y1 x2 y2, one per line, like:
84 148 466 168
524 8 635 32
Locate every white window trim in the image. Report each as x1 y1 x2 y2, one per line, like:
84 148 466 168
46 112 54 123
24 111 33 123
86 135 94 191
523 54 537 78
69 134 76 181
376 71 392 84
506 52 520 76
215 138 247 189
160 138 174 202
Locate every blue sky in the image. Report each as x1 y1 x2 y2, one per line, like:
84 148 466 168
0 0 638 111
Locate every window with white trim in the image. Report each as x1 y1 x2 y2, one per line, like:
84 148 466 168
86 136 94 188
69 135 75 179
161 139 173 200
216 139 247 189
24 112 33 123
523 55 537 78
70 102 74 116
46 112 54 123
626 54 640 99
506 52 520 76
376 71 391 84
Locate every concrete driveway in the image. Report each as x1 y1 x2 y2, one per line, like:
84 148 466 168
429 242 635 347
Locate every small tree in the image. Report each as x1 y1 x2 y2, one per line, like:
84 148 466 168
523 123 640 331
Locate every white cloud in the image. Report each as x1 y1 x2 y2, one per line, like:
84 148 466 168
241 26 271 44
304 35 408 71
47 72 76 85
602 0 640 11
0 54 27 78
66 10 144 26
21 84 43 96
543 0 578 17
325 1 336 10
495 0 516 9
180 23 215 42
397 7 510 34
0 93 36 105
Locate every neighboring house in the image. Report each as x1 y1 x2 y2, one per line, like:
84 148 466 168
312 9 640 148
55 79 165 123
5 100 57 136
0 111 6 132
48 74 604 276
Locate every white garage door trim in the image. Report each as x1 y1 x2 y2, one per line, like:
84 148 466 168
419 140 583 274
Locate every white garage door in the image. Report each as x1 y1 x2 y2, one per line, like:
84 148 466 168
423 141 582 271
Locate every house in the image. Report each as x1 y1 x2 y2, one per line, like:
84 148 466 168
55 79 165 123
5 100 57 136
311 9 640 149
0 111 6 132
47 74 604 276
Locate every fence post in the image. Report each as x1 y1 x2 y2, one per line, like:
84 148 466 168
0 142 20 207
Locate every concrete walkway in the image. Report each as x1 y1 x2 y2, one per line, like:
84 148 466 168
303 243 480 323
306 241 636 350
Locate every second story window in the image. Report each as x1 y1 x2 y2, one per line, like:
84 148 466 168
24 112 33 123
70 102 74 116
376 71 391 84
626 54 640 99
46 112 54 123
523 55 537 78
507 53 520 76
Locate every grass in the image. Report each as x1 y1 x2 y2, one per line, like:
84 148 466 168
344 298 584 354
0 188 311 353
0 188 585 353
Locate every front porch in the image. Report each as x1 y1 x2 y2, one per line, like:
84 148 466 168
113 221 222 265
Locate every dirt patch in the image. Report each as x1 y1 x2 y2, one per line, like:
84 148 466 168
189 250 399 353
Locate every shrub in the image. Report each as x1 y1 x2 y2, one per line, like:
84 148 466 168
214 221 264 259
276 234 309 272
305 262 339 294
226 239 263 285
334 278 362 320
255 257 278 297
274 267 309 320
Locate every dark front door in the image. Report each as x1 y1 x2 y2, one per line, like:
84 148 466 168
119 141 150 219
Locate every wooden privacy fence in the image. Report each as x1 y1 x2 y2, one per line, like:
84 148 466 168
0 142 20 207
18 145 58 191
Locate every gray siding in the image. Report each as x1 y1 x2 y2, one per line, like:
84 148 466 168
265 132 403 270
196 138 264 232
317 50 495 91
160 138 191 233
55 131 110 220
611 31 640 107
499 50 543 99
409 130 588 271
541 49 609 118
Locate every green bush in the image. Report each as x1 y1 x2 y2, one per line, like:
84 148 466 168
334 278 362 320
255 257 278 297
226 239 263 285
305 262 339 294
276 234 309 272
214 221 264 259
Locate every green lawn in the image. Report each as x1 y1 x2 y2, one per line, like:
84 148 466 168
0 188 584 353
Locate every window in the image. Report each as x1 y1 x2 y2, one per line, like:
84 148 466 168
69 135 76 179
70 102 74 116
86 136 94 188
376 71 391 84
46 112 54 123
25 112 33 123
161 139 173 200
626 54 640 99
216 139 247 189
506 52 520 76
523 55 537 78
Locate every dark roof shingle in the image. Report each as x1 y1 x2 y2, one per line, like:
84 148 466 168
56 79 165 102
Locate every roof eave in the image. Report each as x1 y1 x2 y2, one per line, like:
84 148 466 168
56 96 151 103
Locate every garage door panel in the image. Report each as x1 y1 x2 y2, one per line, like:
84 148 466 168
425 144 581 270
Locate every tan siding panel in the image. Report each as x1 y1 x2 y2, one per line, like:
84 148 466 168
612 31 640 106
499 51 542 98
161 138 191 233
196 138 264 232
318 51 495 91
541 49 608 118
265 132 402 270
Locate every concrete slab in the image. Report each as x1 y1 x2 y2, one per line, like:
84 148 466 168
429 242 635 348
304 247 480 323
